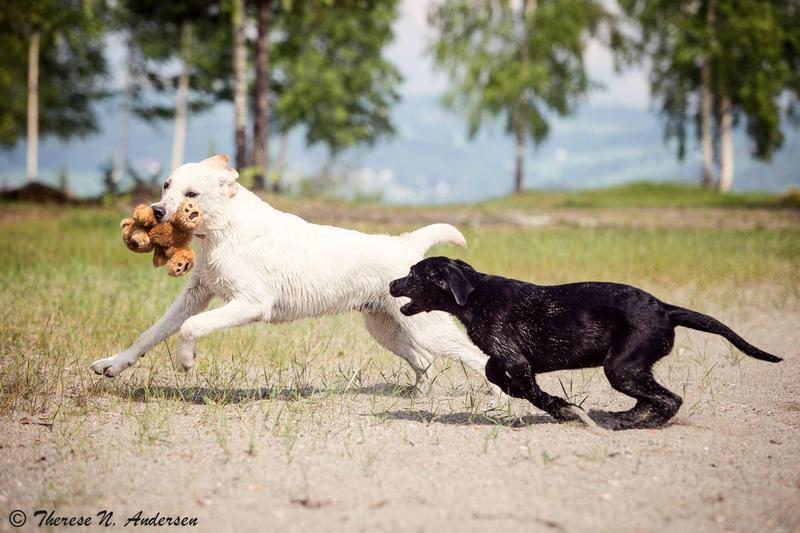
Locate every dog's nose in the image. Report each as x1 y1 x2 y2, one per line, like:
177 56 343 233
151 204 166 221
389 279 404 297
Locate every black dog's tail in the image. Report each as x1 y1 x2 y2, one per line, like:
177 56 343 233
665 304 782 362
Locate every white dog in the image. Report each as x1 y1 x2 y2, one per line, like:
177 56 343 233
91 155 492 393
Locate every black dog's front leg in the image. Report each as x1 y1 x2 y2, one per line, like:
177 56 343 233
485 357 580 422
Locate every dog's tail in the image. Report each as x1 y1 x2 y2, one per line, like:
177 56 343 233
665 304 782 362
404 223 467 253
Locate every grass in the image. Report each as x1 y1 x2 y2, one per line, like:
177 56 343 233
0 200 797 514
479 181 800 209
0 203 797 420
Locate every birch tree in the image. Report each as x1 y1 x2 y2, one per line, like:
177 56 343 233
125 0 232 170
621 0 798 191
232 0 248 169
428 0 613 193
0 0 107 181
272 0 401 189
252 0 272 189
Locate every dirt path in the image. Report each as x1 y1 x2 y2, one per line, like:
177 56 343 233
261 196 800 230
1 305 798 533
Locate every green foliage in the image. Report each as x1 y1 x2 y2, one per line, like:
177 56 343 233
617 1 700 159
123 0 233 121
0 0 108 148
619 0 799 161
273 0 401 155
714 0 794 160
428 0 614 143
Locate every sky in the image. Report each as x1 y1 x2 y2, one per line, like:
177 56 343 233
384 0 651 108
8 0 797 200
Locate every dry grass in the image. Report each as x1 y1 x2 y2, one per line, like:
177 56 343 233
0 203 798 532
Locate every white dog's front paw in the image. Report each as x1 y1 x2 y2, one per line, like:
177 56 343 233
175 347 196 372
90 356 127 378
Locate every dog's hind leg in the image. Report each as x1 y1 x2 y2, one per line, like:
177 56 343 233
362 310 435 393
603 328 682 430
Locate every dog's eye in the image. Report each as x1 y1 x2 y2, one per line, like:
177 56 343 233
163 181 170 190
185 191 198 198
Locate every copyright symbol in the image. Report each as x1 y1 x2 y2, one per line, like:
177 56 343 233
8 510 26 527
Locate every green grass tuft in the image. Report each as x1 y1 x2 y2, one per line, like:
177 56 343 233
480 181 793 209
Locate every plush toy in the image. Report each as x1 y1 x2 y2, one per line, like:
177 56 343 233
120 198 202 277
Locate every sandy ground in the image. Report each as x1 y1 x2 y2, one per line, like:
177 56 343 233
261 198 800 230
6 201 799 231
1 302 798 533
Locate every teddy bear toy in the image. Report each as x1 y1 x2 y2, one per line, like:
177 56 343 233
120 198 202 277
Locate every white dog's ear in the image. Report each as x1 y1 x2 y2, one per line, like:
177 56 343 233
220 167 239 197
200 154 230 169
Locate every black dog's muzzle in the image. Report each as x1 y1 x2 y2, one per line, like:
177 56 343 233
389 277 407 297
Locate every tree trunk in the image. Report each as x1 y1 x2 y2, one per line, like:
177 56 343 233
274 131 288 193
171 22 192 171
252 0 271 190
26 31 40 182
700 60 714 188
700 0 715 188
513 125 525 194
232 0 248 170
511 0 536 194
718 93 734 192
112 39 135 192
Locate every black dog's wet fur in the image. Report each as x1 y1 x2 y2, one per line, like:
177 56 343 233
389 257 782 430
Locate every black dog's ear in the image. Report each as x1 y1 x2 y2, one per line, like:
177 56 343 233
447 269 473 306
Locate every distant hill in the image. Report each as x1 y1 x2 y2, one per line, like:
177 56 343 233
0 95 797 203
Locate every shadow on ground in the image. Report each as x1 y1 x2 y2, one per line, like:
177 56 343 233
96 381 635 430
378 407 660 431
98 381 422 405
375 408 555 427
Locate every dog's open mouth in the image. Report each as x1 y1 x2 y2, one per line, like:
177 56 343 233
400 301 421 316
189 212 198 220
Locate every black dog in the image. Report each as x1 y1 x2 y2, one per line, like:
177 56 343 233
389 257 782 430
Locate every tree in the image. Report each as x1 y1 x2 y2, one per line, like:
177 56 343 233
0 0 108 181
620 0 799 191
252 0 273 190
712 0 794 191
428 0 614 193
107 1 151 192
125 0 232 170
110 35 139 191
231 0 248 170
273 0 401 168
785 1 800 116
618 1 710 183
699 0 715 188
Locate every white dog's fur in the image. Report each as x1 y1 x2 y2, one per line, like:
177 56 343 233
90 155 493 393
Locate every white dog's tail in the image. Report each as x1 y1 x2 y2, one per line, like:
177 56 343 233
403 223 467 253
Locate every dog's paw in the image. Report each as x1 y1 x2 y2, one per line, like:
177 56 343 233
90 357 126 378
174 351 196 372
